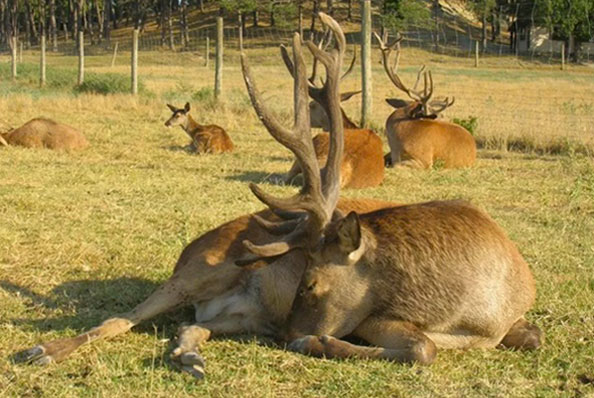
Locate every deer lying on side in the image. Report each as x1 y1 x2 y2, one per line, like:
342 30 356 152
0 118 89 150
375 34 476 169
283 42 384 189
238 14 541 362
14 17 395 380
14 14 541 381
165 102 234 154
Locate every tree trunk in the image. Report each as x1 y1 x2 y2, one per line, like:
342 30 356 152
326 0 333 16
481 12 487 51
160 0 166 45
347 0 352 21
180 0 188 48
199 0 203 12
49 0 58 50
167 0 174 50
252 10 258 27
103 0 110 41
95 0 104 43
310 0 319 34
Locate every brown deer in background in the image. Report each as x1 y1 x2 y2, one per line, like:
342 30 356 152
376 34 476 169
14 15 397 380
165 102 234 154
283 39 384 189
0 118 88 150
239 15 542 363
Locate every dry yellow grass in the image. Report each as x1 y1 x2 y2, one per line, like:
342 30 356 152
0 46 593 397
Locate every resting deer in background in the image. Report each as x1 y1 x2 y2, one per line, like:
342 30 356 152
375 34 476 169
238 14 542 363
0 118 88 150
283 38 384 189
165 102 234 154
14 15 397 380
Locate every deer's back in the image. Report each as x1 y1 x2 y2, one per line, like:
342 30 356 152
7 118 88 150
361 200 534 335
193 124 234 153
395 119 476 168
313 129 384 188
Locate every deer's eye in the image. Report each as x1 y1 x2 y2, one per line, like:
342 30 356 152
306 281 317 292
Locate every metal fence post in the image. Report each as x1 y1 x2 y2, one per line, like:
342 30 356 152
360 0 372 128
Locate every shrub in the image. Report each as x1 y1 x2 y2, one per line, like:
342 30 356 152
75 73 144 95
453 116 479 135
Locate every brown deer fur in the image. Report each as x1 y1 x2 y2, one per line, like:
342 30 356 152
0 118 88 150
375 33 476 169
385 101 477 169
285 200 540 363
238 14 542 365
286 90 384 189
165 103 233 154
286 128 384 189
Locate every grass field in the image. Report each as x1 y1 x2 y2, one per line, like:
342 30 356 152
1 46 594 397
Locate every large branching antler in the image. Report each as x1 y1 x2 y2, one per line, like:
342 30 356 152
375 32 440 116
239 12 346 261
280 31 356 112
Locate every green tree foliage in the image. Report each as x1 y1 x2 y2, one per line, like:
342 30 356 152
380 0 431 34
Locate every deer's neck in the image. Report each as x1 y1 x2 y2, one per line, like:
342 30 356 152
182 114 204 138
341 108 359 129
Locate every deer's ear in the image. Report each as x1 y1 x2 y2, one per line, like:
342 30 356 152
337 211 361 254
184 102 191 112
166 104 177 112
340 90 361 102
386 98 410 109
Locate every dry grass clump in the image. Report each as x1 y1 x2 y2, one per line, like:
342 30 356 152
0 47 593 397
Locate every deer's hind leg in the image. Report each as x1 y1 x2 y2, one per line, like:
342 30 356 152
288 317 437 365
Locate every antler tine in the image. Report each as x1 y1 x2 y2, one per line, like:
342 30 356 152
341 46 357 81
241 33 331 258
428 96 455 115
308 12 346 210
374 31 420 101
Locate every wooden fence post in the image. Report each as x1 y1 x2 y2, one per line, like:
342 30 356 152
19 41 23 63
78 31 84 85
11 36 17 80
111 41 119 67
475 41 479 67
360 0 372 128
215 16 223 98
205 36 210 67
561 42 565 70
131 29 139 95
40 34 46 87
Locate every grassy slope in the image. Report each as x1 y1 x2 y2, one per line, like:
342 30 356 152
0 43 593 397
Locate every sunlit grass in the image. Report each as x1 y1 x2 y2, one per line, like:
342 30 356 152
0 46 593 397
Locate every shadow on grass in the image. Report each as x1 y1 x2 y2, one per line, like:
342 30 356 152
1 278 194 335
162 144 195 154
225 171 288 185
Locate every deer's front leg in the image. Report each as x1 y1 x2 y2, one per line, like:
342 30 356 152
288 317 436 365
170 324 211 379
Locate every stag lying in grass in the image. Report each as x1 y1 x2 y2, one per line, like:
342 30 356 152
238 15 542 363
376 34 476 169
0 117 88 150
283 40 384 189
165 102 234 154
13 15 396 381
14 14 540 381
